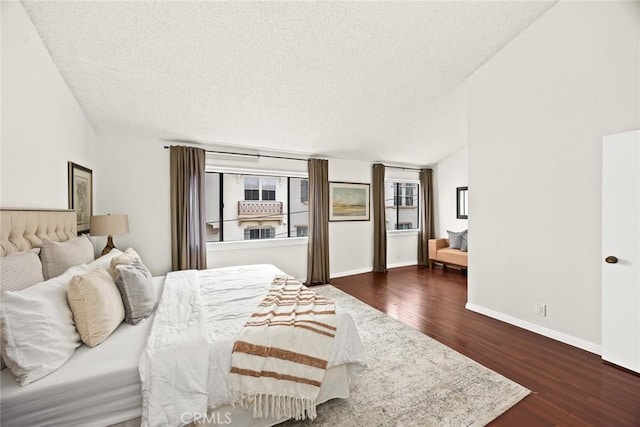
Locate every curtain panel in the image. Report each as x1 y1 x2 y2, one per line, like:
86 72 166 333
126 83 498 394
170 146 207 271
306 158 330 285
418 168 435 266
372 164 387 272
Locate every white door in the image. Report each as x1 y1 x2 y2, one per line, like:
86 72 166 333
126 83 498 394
602 129 640 373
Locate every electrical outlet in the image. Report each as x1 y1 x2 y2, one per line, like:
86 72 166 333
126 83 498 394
535 303 547 317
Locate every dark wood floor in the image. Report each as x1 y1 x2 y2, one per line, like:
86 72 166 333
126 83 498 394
330 265 640 426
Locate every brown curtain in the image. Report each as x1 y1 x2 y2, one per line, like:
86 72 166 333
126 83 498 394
372 164 387 272
418 168 435 266
170 146 207 271
306 158 330 285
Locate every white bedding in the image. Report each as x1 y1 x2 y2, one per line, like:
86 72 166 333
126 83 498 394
0 276 165 427
140 264 366 427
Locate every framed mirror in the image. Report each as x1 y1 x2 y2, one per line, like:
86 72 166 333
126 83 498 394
456 186 468 219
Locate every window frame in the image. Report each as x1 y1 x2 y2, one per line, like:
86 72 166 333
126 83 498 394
205 169 309 244
385 179 420 231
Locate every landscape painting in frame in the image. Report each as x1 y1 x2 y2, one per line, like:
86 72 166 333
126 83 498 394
329 182 370 221
68 162 93 234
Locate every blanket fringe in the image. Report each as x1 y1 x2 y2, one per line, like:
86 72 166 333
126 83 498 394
231 391 318 421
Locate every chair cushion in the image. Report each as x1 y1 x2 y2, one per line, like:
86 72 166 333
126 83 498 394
437 248 468 267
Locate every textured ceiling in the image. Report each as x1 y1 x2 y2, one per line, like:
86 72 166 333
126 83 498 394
22 1 555 165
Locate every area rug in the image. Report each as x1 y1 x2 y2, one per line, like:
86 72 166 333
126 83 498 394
280 285 529 427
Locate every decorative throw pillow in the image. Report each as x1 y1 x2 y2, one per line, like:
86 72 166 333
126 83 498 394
108 247 141 280
40 235 94 280
447 230 468 249
86 248 123 271
460 232 468 252
115 258 157 325
1 265 85 385
67 267 125 347
0 249 44 292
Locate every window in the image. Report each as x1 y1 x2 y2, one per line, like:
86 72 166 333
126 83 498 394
262 177 276 201
405 184 414 206
385 181 419 231
205 172 309 242
244 176 259 200
393 184 401 206
300 179 309 203
296 225 308 237
244 227 275 240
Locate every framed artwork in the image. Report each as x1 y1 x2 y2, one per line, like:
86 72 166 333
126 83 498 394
329 182 370 221
456 186 468 219
68 162 93 234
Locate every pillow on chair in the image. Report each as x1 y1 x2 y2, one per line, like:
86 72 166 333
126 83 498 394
447 230 467 249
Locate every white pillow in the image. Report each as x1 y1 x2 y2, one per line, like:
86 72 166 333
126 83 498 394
86 248 123 271
40 235 94 280
0 249 44 292
1 265 86 386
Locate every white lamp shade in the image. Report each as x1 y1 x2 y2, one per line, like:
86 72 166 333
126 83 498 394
90 214 129 236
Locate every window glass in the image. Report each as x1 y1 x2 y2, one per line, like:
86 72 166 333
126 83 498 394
205 173 221 242
206 172 307 242
385 180 420 230
300 179 309 203
244 176 259 201
289 177 309 238
262 177 276 201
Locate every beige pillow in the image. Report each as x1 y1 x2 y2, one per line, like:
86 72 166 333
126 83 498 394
108 247 141 279
67 268 125 347
40 235 94 280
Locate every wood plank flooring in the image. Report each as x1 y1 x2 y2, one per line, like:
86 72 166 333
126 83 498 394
330 265 640 426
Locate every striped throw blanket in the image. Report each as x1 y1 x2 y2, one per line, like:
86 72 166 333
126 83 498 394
229 276 337 421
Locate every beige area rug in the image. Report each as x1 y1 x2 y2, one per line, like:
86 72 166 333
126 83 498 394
280 285 529 427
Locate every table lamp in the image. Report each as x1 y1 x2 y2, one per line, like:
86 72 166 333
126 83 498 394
90 214 129 256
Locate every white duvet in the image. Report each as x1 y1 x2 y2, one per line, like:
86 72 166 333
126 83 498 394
139 264 365 427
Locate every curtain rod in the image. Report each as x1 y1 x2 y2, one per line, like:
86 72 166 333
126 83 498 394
164 145 308 162
382 164 424 172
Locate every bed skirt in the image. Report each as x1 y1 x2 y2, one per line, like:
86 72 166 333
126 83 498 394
109 363 363 427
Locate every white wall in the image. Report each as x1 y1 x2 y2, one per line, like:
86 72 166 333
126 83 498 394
1 1 97 208
467 1 639 353
328 159 375 277
94 137 405 278
434 147 468 237
95 135 170 275
208 238 308 280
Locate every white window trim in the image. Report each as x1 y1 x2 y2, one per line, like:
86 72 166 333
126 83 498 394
385 178 421 230
206 165 308 179
387 229 420 237
207 236 307 251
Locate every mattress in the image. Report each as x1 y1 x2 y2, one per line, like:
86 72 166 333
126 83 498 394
0 276 165 427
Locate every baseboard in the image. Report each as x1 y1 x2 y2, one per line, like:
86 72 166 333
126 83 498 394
330 267 373 279
387 261 418 269
465 302 602 355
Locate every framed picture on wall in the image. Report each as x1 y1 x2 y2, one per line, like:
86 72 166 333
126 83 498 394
68 162 93 234
456 186 468 219
329 182 370 221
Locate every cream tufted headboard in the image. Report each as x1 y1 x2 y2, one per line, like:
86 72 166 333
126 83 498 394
0 209 78 256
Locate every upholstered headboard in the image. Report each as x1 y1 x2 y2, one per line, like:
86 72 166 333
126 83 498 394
0 209 77 256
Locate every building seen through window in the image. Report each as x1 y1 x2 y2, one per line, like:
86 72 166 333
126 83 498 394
205 173 309 242
386 181 419 230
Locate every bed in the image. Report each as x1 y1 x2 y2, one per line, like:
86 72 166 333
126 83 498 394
0 209 366 427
